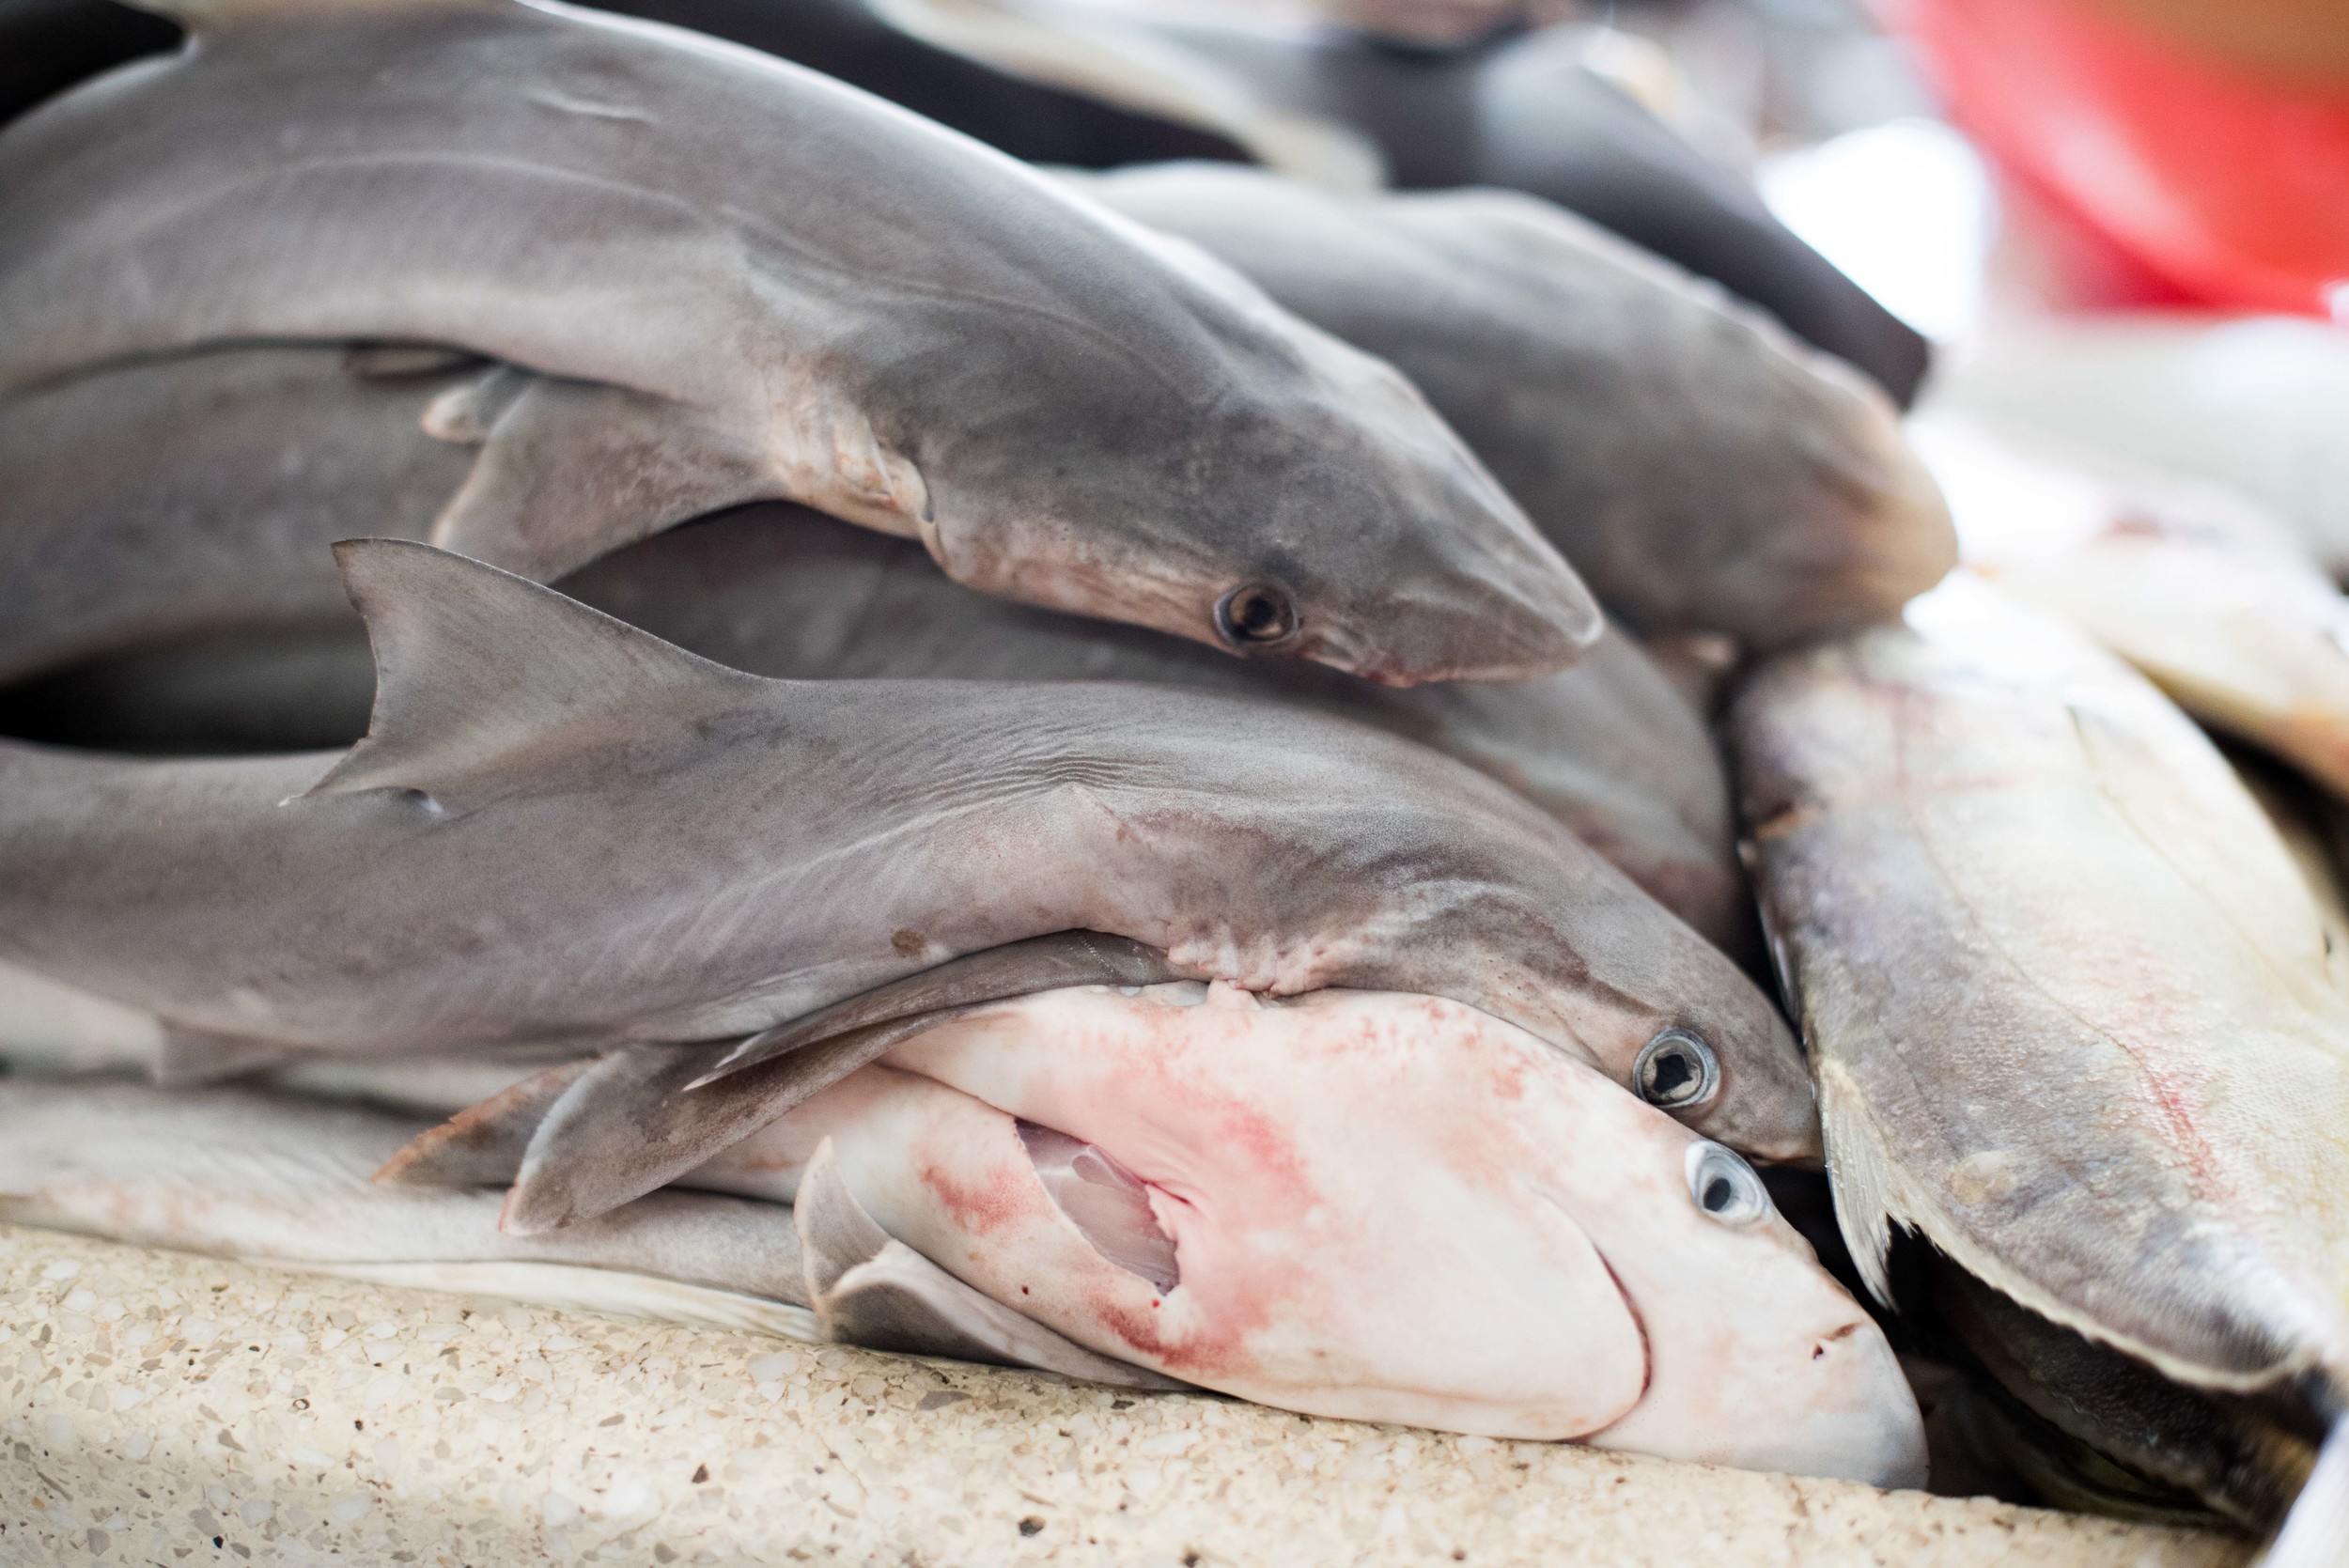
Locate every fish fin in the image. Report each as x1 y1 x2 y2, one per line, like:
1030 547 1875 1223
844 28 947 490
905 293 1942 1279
289 1260 820 1343
1821 1056 2310 1394
428 374 778 582
795 1140 1185 1390
793 1138 893 1299
692 932 1179 1089
499 1029 889 1234
373 1059 594 1188
152 1024 293 1087
301 539 759 809
2266 1421 2349 1568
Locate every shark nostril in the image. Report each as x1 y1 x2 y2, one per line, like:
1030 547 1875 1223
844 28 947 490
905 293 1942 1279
1019 1120 1179 1293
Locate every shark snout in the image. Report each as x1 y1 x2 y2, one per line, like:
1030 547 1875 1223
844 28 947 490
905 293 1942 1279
1308 524 1605 687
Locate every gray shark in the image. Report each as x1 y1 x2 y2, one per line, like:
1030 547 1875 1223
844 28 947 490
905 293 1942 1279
0 540 1815 1234
0 0 1594 684
1068 162 1954 649
0 345 1746 953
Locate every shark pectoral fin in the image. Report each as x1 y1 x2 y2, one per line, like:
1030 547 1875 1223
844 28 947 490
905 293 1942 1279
795 1140 1185 1391
794 1137 892 1298
373 1058 594 1188
499 1027 894 1234
153 1025 293 1087
693 932 1181 1089
302 539 761 809
428 373 778 582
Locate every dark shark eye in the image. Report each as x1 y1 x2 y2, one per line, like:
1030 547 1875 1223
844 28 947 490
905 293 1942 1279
1636 1028 1719 1111
1214 582 1299 649
1686 1141 1770 1227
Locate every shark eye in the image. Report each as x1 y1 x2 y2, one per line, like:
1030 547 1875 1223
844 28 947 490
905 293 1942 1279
1635 1028 1719 1110
1214 582 1299 649
1686 1141 1770 1227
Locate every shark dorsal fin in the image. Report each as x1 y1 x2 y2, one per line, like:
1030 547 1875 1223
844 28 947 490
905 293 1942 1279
305 539 760 809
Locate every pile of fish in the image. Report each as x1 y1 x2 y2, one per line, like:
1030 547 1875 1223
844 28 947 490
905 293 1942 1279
0 0 2342 1558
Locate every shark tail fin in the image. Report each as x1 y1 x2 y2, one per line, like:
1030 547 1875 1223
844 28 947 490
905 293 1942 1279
2265 1420 2349 1568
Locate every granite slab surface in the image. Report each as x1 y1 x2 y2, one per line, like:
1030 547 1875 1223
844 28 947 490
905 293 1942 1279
0 1224 2250 1567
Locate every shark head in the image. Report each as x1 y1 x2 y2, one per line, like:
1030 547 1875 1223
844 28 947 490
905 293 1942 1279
875 215 1601 687
710 983 1922 1483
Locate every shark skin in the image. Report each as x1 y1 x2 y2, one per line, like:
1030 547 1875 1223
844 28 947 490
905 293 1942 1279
561 509 1750 958
693 982 1920 1478
0 541 1816 1174
0 986 1921 1480
0 0 1595 685
1070 163 1954 651
0 345 475 687
0 346 1745 952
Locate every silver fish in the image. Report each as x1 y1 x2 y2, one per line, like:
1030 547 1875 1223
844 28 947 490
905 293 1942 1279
0 541 1816 1233
0 345 1747 952
1066 161 1954 648
0 0 1595 684
1732 573 2349 1559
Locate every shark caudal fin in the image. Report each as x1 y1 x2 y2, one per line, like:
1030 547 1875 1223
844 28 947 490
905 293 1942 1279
2265 1421 2349 1568
303 539 760 811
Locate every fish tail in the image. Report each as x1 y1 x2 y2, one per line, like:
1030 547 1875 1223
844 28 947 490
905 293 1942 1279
2264 1419 2349 1568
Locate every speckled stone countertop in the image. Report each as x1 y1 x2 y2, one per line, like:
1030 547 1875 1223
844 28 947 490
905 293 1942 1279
0 1224 2248 1567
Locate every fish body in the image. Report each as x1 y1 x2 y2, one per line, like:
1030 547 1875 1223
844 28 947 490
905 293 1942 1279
0 540 1814 1161
1921 415 2349 803
1733 574 2349 1534
701 981 1918 1473
0 346 475 686
1073 162 1955 647
0 0 1594 683
945 3 1932 400
0 982 1921 1480
0 345 1746 950
0 1074 815 1310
